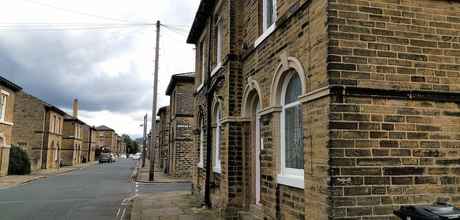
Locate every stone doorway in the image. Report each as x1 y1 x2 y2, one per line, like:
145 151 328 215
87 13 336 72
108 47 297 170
244 92 262 206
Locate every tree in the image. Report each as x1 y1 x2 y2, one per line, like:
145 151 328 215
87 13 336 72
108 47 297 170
122 134 139 154
8 145 31 175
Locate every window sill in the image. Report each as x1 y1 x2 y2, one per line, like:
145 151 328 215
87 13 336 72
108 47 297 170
197 163 204 168
277 174 304 189
211 63 223 76
254 24 276 48
0 120 14 126
196 83 204 92
1 144 11 149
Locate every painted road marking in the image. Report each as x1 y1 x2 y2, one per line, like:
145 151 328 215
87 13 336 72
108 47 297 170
116 208 121 218
121 208 126 219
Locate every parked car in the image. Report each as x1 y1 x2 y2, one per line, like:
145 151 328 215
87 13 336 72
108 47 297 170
99 153 111 163
120 154 127 159
132 154 141 160
110 154 116 162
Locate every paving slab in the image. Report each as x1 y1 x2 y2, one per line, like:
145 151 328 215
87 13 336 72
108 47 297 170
129 191 220 220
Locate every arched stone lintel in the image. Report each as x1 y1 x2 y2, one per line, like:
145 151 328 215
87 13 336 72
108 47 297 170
241 77 263 118
270 56 308 107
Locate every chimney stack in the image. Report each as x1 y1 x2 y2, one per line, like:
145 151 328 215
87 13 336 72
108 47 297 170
73 98 79 118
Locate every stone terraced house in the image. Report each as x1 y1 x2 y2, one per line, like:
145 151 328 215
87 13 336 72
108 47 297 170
81 124 96 162
165 72 195 177
0 76 22 177
116 134 123 155
187 0 460 219
12 91 66 171
95 125 117 154
62 99 84 166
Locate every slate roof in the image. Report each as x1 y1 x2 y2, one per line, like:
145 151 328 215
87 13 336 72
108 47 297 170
63 113 86 125
0 75 22 91
165 72 195 95
186 0 216 44
20 91 67 116
157 106 169 116
95 125 115 131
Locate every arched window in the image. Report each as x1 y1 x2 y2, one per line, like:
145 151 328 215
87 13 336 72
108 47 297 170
198 120 204 168
213 108 221 173
280 71 304 180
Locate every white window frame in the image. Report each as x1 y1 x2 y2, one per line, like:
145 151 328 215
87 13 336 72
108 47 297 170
198 40 206 92
57 118 61 134
0 91 9 122
255 0 277 47
213 109 221 173
278 73 304 189
216 18 223 66
50 115 55 133
55 116 59 133
198 121 204 168
263 0 276 32
211 18 224 76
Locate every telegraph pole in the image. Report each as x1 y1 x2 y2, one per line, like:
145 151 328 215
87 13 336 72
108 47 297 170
142 114 147 167
149 20 160 181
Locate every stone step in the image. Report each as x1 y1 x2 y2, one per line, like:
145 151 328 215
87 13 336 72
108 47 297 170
239 211 261 220
239 206 264 220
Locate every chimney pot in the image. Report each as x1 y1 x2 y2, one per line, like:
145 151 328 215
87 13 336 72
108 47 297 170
73 99 79 118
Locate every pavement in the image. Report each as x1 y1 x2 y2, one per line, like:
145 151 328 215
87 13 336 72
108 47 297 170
0 159 136 220
135 160 190 183
0 161 98 190
129 160 221 220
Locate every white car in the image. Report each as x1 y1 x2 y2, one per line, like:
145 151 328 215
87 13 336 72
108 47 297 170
132 154 141 160
120 154 127 159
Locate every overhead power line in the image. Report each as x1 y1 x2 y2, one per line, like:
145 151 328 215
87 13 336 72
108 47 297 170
0 22 153 26
161 24 189 37
0 24 152 32
19 0 141 24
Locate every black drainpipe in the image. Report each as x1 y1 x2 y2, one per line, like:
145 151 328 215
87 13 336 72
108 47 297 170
204 11 214 208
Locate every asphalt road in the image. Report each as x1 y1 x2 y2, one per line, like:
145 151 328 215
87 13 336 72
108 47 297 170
0 159 191 220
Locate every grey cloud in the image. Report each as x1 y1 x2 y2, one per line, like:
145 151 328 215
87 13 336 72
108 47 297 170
0 30 152 113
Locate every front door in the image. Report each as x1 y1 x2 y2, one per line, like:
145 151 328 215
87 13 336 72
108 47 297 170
255 101 261 204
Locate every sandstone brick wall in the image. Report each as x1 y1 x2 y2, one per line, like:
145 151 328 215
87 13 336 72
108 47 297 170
81 124 95 162
43 111 64 169
239 0 329 218
96 130 116 152
12 91 46 171
158 107 170 172
191 0 331 218
190 0 460 219
329 95 460 219
11 92 64 170
328 0 460 91
46 133 62 169
62 120 82 166
192 93 207 202
176 82 194 115
303 97 330 220
327 0 460 219
0 85 16 176
169 82 195 177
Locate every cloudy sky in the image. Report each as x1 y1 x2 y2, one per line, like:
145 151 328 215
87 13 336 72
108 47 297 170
0 0 200 138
